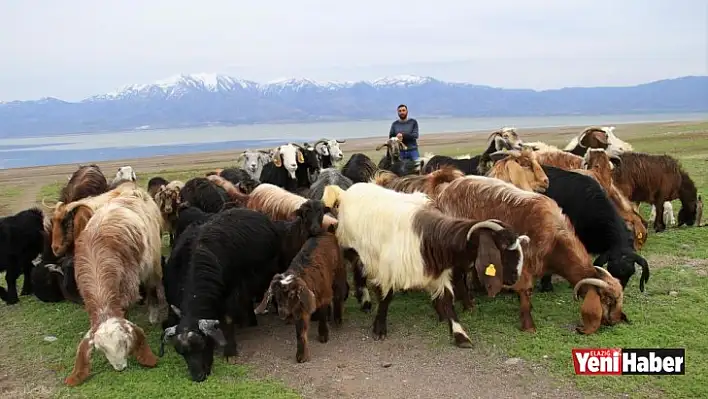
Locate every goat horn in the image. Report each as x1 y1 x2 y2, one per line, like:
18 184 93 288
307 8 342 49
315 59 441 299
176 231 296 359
314 138 329 146
593 266 614 280
573 278 610 300
466 219 505 240
170 305 182 318
336 139 346 143
487 130 503 142
41 197 59 209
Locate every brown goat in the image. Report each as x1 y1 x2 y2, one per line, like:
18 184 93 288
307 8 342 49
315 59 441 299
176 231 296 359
564 127 609 156
485 149 550 193
433 176 628 335
578 148 648 249
153 180 184 235
534 150 584 170
246 183 338 230
49 181 139 257
255 229 348 363
612 152 699 232
65 192 165 386
58 164 109 204
373 165 465 197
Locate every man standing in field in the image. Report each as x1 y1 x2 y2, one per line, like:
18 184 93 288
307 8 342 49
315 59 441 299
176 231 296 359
389 104 420 161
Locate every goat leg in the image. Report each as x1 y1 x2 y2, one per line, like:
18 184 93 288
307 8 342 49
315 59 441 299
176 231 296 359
452 267 474 313
653 200 667 233
372 288 393 340
537 273 554 292
3 267 20 305
295 313 311 363
517 272 536 332
317 305 330 343
223 315 239 364
350 256 371 313
20 258 34 295
432 287 473 348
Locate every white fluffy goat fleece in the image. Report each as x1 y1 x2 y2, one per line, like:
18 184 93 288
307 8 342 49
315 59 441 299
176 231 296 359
64 190 166 386
246 183 338 229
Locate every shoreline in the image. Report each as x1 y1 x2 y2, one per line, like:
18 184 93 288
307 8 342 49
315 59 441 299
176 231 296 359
0 119 705 187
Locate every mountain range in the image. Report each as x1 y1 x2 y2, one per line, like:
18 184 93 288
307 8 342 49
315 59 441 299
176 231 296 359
1 74 707 138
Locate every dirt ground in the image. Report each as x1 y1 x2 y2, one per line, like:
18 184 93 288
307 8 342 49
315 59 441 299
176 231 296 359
0 125 639 398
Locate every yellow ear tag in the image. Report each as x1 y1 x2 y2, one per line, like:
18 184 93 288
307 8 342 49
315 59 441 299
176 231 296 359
485 264 497 277
637 232 643 239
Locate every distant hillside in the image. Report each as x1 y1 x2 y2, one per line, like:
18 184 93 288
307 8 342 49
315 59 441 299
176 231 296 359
1 74 706 138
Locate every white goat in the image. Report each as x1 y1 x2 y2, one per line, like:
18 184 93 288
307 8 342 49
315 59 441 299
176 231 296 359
113 166 137 184
237 149 271 179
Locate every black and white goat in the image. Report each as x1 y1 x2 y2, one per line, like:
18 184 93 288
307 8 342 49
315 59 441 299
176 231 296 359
313 138 346 168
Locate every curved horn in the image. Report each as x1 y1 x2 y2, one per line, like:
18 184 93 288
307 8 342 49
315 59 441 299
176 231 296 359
170 305 182 318
336 139 346 143
375 143 390 151
487 130 503 142
573 277 610 300
41 197 59 209
466 219 506 240
594 265 614 280
314 138 329 146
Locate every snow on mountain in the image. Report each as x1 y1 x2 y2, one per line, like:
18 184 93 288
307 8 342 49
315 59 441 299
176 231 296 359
86 73 443 102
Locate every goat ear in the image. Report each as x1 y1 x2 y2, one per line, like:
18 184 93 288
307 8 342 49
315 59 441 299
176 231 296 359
254 286 274 315
272 149 282 167
375 144 386 151
296 149 305 164
130 324 157 367
298 285 317 315
608 155 622 169
577 288 603 335
473 232 504 297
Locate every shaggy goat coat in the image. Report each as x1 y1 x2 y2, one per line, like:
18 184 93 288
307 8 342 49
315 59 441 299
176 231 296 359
66 192 165 386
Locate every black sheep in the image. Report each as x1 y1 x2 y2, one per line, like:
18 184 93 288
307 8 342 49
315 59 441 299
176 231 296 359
173 204 215 244
537 166 649 292
0 207 45 304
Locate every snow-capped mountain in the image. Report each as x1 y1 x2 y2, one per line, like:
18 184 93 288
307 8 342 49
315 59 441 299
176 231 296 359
87 73 448 101
0 74 706 138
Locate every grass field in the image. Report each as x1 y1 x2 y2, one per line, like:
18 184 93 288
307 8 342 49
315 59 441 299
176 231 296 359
1 121 707 398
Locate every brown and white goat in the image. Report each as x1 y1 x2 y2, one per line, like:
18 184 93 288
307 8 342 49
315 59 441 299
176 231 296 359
246 183 338 230
612 152 699 232
64 191 166 386
322 182 528 347
153 180 184 235
579 148 648 249
485 149 550 193
433 176 628 335
48 181 139 257
255 229 348 363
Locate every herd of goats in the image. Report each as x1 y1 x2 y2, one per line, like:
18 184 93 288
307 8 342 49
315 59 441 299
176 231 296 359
0 127 705 386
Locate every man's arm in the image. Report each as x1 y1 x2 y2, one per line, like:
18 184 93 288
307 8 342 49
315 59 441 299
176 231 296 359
389 121 397 138
403 119 419 140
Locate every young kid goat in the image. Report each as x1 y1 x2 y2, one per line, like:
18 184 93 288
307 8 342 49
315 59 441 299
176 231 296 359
254 227 349 363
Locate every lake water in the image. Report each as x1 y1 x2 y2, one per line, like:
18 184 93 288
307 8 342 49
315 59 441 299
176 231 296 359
1 112 707 169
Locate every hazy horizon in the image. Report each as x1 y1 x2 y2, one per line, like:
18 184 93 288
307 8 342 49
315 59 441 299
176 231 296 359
1 0 706 102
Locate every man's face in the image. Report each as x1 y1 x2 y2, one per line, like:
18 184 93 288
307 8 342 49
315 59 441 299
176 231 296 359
397 107 408 119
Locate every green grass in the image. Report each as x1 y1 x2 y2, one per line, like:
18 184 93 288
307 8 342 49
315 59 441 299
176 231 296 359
2 121 708 398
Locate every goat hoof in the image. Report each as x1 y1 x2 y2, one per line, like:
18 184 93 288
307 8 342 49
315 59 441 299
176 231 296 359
360 301 372 313
5 297 19 305
453 334 473 348
226 356 239 365
64 374 85 387
318 334 329 343
575 326 589 335
296 351 310 363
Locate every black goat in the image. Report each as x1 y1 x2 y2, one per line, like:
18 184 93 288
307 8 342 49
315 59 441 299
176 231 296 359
173 203 216 244
217 167 261 194
179 177 230 213
537 166 650 292
160 201 327 382
423 155 480 175
341 153 378 184
0 207 45 304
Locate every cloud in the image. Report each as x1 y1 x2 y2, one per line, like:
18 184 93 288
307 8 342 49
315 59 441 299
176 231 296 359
0 0 705 101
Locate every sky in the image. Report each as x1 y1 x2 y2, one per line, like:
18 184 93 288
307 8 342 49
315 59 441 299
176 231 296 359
0 0 706 102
